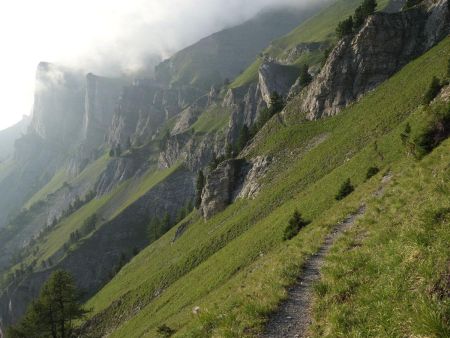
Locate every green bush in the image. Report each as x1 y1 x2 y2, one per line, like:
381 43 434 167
423 76 443 104
157 324 176 337
336 16 354 39
366 166 380 180
413 104 450 158
404 0 423 9
283 210 309 241
335 178 355 200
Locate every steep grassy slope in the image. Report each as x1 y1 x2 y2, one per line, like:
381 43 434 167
17 162 181 269
230 0 390 88
154 5 326 90
82 35 450 338
311 140 450 337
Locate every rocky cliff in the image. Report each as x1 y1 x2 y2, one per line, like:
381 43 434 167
200 156 271 219
30 62 85 144
301 0 450 119
83 74 125 146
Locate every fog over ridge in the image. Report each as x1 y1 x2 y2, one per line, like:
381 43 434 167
0 0 327 130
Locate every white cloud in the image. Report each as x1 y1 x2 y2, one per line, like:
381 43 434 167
0 0 322 130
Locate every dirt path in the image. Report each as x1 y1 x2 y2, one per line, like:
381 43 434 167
262 205 366 338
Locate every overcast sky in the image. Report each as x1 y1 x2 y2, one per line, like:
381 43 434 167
0 0 322 131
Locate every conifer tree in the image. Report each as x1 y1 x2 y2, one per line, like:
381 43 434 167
283 210 309 241
335 178 355 200
237 125 250 153
7 271 86 338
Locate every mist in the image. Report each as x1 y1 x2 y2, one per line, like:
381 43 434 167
0 0 327 130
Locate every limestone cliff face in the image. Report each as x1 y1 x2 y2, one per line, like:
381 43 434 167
200 156 271 219
226 60 300 145
301 0 450 119
83 74 125 146
259 61 299 106
30 62 85 144
158 131 226 172
108 81 203 148
171 96 209 135
108 83 165 147
200 159 246 219
225 84 266 146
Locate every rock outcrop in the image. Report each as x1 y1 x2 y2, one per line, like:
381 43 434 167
159 131 225 172
83 74 125 146
301 0 450 119
200 156 271 219
237 156 272 199
277 42 326 65
171 96 209 135
225 84 267 146
258 61 299 105
200 159 247 219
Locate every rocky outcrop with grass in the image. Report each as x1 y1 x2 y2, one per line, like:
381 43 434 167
301 0 450 119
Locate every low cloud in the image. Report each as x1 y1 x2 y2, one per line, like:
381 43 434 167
0 0 326 130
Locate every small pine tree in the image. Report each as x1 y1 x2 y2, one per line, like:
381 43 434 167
162 212 171 231
423 76 442 104
404 0 423 9
362 0 377 16
299 64 312 87
283 210 309 241
335 179 355 200
336 16 354 39
7 270 87 338
269 91 284 115
237 125 250 153
366 166 380 180
157 324 176 337
353 6 365 30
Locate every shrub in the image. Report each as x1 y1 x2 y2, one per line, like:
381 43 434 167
336 16 354 39
335 179 355 200
299 64 312 87
283 210 309 241
157 324 176 337
413 104 450 158
423 76 443 105
404 0 423 9
237 124 250 153
366 166 380 180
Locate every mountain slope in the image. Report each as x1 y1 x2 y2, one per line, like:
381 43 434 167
154 3 328 90
230 0 391 89
0 117 30 162
81 35 450 338
1 1 449 337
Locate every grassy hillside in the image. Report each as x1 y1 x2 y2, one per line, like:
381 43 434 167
311 140 450 337
154 5 326 90
190 105 232 135
230 0 390 89
82 35 450 338
5 152 182 274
